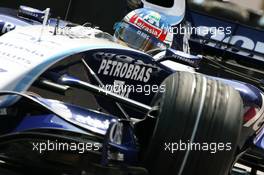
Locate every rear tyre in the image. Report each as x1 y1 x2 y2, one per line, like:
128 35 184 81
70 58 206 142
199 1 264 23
145 72 243 175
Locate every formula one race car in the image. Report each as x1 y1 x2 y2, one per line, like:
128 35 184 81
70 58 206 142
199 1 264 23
0 1 263 175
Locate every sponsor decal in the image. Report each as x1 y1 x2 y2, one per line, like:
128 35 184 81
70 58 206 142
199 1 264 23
197 26 264 60
0 42 44 58
166 49 201 67
134 16 161 37
137 30 150 40
144 11 161 27
129 14 168 41
94 52 153 83
173 54 196 65
0 50 32 66
0 42 47 67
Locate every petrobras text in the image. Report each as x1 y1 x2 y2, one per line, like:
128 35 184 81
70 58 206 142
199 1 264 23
94 52 153 83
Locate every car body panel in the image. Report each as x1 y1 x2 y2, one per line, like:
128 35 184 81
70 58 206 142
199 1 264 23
0 25 137 106
0 13 263 135
14 114 89 134
0 4 264 173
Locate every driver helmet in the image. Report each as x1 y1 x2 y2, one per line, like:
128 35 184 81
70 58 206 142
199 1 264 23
114 8 174 52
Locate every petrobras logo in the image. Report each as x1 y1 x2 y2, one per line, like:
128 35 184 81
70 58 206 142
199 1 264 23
94 52 153 83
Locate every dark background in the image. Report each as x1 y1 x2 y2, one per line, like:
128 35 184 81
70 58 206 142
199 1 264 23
0 0 127 33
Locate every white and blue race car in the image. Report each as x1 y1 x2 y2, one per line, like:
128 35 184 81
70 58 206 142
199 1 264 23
0 1 263 175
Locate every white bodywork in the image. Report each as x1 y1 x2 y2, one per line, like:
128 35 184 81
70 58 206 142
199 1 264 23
0 25 135 105
0 24 195 106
